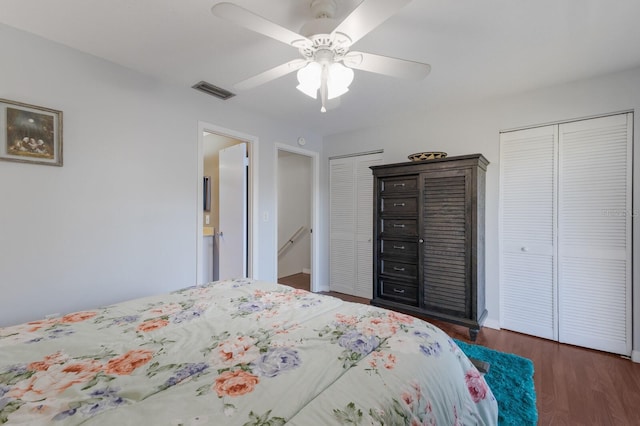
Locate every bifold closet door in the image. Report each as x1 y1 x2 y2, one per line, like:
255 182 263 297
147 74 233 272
500 125 558 340
558 114 632 355
501 113 632 355
329 153 382 298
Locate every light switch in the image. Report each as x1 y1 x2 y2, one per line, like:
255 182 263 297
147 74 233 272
205 215 210 225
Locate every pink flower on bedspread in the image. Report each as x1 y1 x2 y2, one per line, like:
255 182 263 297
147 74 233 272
60 311 97 323
358 317 398 338
149 303 182 316
386 311 414 324
25 318 58 332
216 336 260 367
214 370 259 397
368 351 397 371
8 359 102 402
105 349 154 375
136 318 169 332
28 351 69 371
464 369 488 403
335 313 359 326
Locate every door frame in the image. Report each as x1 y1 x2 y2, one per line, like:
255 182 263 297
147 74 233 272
197 121 259 284
274 143 319 292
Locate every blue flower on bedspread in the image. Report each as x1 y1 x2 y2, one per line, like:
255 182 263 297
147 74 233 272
413 330 431 339
251 347 301 378
238 301 271 314
52 387 127 421
163 363 210 388
338 331 380 356
419 342 442 357
109 315 140 326
413 330 442 357
172 308 203 324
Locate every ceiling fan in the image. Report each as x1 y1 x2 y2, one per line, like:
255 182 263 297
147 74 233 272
211 0 431 112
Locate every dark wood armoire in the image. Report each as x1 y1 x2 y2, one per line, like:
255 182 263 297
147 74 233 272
370 154 488 340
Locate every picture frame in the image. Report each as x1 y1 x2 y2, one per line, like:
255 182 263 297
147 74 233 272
0 98 63 166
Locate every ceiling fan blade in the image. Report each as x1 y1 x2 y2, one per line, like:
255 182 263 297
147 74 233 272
212 2 311 48
234 59 308 90
331 0 412 46
343 51 431 80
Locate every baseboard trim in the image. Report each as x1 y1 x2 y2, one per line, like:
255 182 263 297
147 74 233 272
632 350 640 363
483 319 501 330
302 268 311 275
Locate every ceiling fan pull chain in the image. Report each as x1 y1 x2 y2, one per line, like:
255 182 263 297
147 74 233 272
320 62 329 112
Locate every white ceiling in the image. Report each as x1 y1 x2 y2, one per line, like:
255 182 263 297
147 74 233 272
2 0 640 136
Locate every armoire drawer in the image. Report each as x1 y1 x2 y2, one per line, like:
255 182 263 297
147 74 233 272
381 196 418 215
380 177 418 194
380 259 418 280
380 218 418 237
380 239 418 258
379 279 418 305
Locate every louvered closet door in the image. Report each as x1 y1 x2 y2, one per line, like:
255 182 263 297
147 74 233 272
354 155 383 298
422 168 472 318
330 157 356 295
558 114 632 355
500 125 558 340
330 153 382 297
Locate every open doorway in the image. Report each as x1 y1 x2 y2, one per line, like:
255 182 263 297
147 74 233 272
197 122 257 285
275 144 319 292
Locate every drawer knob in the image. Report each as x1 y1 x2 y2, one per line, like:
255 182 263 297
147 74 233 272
393 288 405 294
393 267 406 272
393 183 405 187
393 245 405 250
393 224 406 228
393 202 406 207
418 238 424 243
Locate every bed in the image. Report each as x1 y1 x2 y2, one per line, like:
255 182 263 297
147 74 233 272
0 279 498 425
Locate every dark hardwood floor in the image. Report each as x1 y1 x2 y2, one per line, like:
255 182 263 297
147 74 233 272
278 273 640 425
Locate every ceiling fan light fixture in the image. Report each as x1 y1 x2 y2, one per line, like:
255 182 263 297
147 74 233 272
296 62 321 98
327 62 353 99
297 60 354 105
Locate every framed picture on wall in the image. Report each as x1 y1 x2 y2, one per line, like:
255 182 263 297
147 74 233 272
0 98 63 166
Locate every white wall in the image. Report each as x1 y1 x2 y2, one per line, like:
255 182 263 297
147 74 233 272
277 152 311 278
323 66 640 354
0 24 324 326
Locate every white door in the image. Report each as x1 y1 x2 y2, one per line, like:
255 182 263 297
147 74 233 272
218 143 247 280
500 113 632 355
500 125 558 340
354 155 383 298
329 157 355 295
329 153 382 298
557 114 632 355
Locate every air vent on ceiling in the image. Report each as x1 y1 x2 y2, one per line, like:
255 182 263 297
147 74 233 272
192 81 235 100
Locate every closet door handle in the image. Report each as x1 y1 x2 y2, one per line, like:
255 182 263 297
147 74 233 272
393 224 405 228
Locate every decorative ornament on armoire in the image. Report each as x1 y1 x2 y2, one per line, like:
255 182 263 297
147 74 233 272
407 151 447 161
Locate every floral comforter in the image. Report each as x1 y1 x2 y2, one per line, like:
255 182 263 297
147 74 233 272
0 279 497 425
